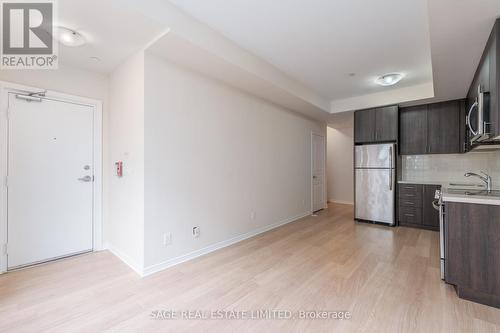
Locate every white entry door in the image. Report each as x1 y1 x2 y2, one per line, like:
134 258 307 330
7 93 94 269
312 133 326 212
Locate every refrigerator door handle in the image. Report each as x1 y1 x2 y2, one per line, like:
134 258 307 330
389 168 393 191
389 145 394 191
439 203 445 280
389 146 393 168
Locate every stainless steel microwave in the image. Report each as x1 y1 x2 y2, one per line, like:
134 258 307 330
466 85 490 144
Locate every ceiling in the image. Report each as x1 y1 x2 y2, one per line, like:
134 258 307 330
55 0 164 74
50 0 500 117
168 0 433 103
426 0 500 102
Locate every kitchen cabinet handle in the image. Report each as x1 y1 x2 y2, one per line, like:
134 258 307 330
404 213 415 217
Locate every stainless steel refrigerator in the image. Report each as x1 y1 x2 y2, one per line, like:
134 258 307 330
354 143 396 225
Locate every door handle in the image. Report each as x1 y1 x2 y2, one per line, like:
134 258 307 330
78 175 92 182
389 145 393 191
389 146 393 168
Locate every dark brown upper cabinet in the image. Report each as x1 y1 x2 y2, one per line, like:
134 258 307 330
354 105 398 144
399 99 465 155
427 100 465 154
399 105 427 155
466 18 500 144
375 106 399 142
354 109 376 143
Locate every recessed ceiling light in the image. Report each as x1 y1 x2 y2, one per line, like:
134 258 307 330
54 27 86 47
376 73 404 86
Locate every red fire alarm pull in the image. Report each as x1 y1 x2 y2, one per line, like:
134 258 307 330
115 161 123 178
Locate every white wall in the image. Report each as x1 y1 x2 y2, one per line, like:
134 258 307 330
143 54 325 270
327 120 354 205
107 52 145 272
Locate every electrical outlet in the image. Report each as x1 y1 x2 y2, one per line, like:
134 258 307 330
192 227 200 238
163 233 172 246
250 211 256 220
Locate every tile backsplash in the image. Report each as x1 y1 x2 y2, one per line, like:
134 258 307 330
401 151 500 188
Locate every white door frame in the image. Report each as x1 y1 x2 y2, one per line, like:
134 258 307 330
0 81 103 273
311 132 327 213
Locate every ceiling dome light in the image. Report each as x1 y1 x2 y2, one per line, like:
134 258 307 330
54 27 86 47
376 73 403 86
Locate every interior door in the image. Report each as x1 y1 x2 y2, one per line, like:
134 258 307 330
7 93 94 269
312 133 325 212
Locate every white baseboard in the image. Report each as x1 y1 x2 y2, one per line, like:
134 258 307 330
328 199 354 205
142 211 310 277
104 242 145 277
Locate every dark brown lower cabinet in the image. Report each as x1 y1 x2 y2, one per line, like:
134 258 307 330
422 185 440 229
445 202 500 308
398 183 440 231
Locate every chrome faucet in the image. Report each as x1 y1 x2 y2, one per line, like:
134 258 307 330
464 171 492 192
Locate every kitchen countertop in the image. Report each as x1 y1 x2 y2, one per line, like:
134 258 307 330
441 188 500 206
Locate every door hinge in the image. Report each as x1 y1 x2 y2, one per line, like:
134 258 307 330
2 243 7 256
4 176 7 188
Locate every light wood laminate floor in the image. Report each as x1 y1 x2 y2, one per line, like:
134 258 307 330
1 204 499 332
